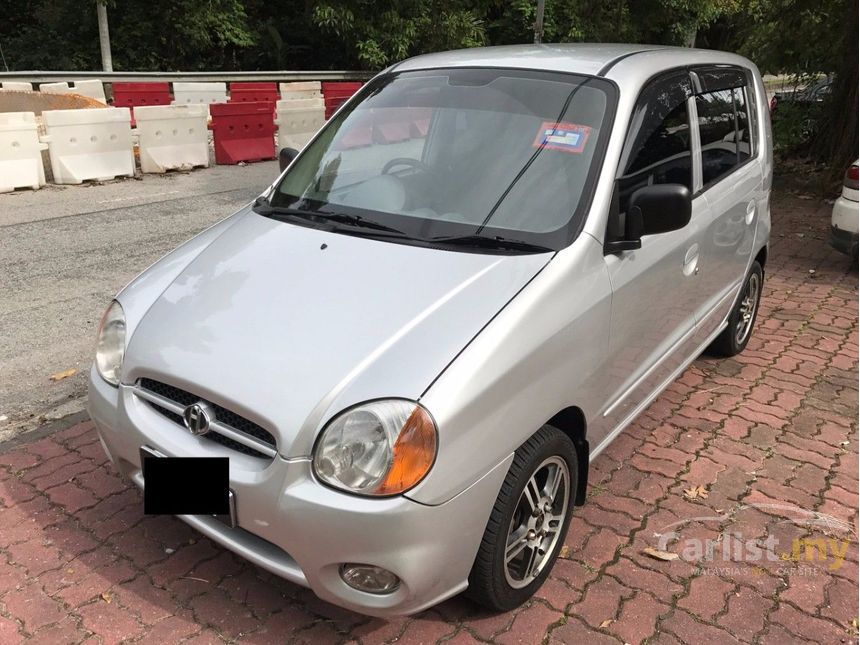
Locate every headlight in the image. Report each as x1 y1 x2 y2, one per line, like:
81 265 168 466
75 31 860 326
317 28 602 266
312 400 437 496
95 301 126 386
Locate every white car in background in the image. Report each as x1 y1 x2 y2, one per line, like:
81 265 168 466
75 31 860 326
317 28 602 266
831 160 859 257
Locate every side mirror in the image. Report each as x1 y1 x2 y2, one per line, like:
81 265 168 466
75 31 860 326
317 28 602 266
278 147 299 172
605 183 692 253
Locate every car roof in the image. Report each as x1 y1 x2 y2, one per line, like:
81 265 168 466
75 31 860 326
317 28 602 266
391 43 753 79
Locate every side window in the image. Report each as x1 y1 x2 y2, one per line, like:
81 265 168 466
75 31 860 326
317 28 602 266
696 89 738 185
617 73 693 217
694 68 757 188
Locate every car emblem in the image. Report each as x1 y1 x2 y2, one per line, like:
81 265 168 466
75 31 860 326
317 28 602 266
183 402 213 436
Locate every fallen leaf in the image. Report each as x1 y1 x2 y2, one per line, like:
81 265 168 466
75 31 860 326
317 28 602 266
559 545 570 559
50 368 77 382
642 547 679 562
683 485 709 500
100 592 112 603
599 619 614 629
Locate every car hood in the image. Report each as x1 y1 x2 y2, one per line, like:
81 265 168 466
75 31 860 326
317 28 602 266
123 212 552 457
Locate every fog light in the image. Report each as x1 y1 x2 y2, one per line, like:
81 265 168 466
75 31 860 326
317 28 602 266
340 564 400 594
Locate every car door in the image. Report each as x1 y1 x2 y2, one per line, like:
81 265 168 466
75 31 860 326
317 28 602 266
593 71 711 450
689 68 763 345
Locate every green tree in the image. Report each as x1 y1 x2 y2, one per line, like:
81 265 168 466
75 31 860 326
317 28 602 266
737 0 858 174
0 0 256 71
311 0 487 68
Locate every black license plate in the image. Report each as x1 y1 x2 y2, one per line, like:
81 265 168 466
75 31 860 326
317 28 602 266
141 447 236 526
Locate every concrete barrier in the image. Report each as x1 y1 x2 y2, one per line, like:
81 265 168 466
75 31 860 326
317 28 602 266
0 112 47 192
135 104 209 173
42 108 135 184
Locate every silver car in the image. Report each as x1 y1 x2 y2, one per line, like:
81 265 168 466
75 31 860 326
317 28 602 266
88 44 771 616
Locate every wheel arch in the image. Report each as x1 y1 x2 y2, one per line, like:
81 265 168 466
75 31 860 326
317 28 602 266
545 407 589 506
755 244 768 270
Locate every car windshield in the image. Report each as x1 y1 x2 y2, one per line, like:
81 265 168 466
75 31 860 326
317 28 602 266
268 68 615 251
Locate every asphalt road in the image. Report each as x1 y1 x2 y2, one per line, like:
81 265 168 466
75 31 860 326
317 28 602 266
0 162 279 441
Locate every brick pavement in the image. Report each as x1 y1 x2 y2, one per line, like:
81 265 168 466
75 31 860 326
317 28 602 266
0 191 857 644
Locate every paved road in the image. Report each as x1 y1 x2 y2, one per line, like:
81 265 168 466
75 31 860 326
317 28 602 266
0 190 856 643
0 162 279 441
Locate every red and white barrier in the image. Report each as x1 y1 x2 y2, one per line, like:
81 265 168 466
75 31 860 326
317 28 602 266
135 104 209 173
42 108 135 184
275 97 325 150
172 82 228 109
279 81 322 100
0 112 47 192
1 82 34 91
40 80 107 104
39 81 71 93
322 81 363 119
70 80 107 104
210 101 276 164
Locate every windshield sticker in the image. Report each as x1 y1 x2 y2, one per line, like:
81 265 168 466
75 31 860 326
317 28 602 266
533 122 591 153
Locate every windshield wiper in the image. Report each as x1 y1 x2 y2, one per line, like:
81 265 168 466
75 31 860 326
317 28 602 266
428 234 554 254
252 197 408 237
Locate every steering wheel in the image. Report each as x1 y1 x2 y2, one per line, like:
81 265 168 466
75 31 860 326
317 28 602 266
382 157 432 175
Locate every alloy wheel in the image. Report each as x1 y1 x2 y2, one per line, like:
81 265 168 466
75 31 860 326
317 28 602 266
735 271 760 345
503 456 570 589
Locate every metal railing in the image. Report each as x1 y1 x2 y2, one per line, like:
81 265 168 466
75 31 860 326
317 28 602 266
0 70 374 84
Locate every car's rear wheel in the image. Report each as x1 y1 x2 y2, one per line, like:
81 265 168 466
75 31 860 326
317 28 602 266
709 260 763 357
466 425 577 612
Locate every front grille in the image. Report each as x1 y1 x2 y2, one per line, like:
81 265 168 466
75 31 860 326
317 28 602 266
137 378 277 460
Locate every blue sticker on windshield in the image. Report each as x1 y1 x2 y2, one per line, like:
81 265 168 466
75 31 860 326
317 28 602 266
533 122 591 154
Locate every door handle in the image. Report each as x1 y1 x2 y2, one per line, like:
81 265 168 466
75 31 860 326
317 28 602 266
683 243 699 276
745 200 756 225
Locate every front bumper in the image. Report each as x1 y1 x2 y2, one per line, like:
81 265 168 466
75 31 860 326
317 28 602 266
87 366 511 616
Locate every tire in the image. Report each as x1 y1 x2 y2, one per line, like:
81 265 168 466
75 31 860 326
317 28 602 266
708 260 763 357
466 425 578 612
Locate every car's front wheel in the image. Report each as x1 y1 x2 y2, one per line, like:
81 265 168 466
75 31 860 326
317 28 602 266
708 260 764 357
466 425 577 611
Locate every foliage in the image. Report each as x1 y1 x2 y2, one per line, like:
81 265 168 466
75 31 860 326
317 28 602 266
0 0 854 168
308 0 740 67
770 100 827 153
733 0 858 174
0 0 255 71
312 1 486 68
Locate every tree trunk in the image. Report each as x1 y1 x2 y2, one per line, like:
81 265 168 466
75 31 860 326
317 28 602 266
811 0 858 178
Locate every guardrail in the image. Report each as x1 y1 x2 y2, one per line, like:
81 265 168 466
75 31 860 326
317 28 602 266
0 70 374 84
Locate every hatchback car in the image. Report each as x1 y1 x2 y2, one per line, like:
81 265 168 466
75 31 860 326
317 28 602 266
88 44 771 616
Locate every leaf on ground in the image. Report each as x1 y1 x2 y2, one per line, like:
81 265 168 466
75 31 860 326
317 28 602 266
599 619 614 629
558 545 570 559
683 485 709 500
50 368 77 381
642 547 679 562
100 592 112 603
